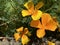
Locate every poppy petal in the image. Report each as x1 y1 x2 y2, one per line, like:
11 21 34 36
36 29 45 38
16 27 23 32
48 41 55 45
22 10 31 17
24 1 34 10
24 28 29 34
14 33 21 41
30 20 42 28
31 10 42 20
35 1 44 9
22 35 30 45
42 13 52 26
45 19 57 31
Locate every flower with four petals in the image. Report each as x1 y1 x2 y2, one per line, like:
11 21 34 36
22 1 44 20
14 27 30 45
30 13 58 38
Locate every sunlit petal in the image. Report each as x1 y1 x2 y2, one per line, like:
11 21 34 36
14 33 21 41
16 27 23 32
36 29 45 38
48 41 55 45
31 10 42 20
22 10 31 17
22 35 30 45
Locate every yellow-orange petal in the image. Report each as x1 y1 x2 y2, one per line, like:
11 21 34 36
30 20 42 28
24 28 29 34
48 41 55 45
31 10 42 20
21 35 30 45
36 29 45 38
45 19 57 31
16 27 23 32
42 13 52 26
14 33 21 41
22 10 31 17
24 1 34 10
24 28 31 36
35 1 44 10
27 32 31 36
24 2 29 9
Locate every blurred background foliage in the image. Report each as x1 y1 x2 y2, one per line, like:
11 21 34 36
0 0 60 37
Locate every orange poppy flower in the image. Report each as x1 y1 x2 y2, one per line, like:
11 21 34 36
30 13 58 38
14 27 30 45
22 1 44 20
